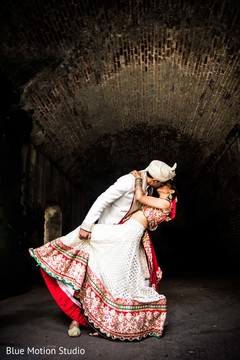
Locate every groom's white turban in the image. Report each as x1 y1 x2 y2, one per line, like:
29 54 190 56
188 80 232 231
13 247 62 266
144 160 177 182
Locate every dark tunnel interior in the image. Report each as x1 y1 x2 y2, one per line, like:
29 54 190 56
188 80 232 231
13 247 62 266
0 0 239 299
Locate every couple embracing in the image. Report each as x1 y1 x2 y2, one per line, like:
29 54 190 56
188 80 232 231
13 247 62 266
29 160 177 341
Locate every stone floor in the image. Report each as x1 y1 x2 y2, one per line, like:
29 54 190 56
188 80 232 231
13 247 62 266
0 272 240 360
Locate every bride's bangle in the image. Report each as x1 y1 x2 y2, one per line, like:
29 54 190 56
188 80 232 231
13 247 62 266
135 177 142 188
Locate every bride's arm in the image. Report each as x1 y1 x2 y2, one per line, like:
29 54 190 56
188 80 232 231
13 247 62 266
130 170 170 210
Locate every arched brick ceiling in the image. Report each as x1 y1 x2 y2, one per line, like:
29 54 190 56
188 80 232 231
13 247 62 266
0 0 239 187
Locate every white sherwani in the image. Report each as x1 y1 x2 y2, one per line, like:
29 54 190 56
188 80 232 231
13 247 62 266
81 173 147 231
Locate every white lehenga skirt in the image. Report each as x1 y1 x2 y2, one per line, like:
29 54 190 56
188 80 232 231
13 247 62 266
29 219 167 340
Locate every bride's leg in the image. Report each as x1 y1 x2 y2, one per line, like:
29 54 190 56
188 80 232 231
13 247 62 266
68 320 81 337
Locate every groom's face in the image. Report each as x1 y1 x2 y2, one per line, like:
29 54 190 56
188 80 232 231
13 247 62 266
147 177 163 189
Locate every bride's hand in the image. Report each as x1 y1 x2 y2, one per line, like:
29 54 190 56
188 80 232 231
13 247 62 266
129 170 141 178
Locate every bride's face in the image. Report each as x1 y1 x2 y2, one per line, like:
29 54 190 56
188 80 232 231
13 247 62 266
157 185 171 195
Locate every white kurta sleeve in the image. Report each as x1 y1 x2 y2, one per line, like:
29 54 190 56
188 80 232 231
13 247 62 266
81 174 134 231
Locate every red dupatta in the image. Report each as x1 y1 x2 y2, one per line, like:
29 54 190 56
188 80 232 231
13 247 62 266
142 197 178 290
